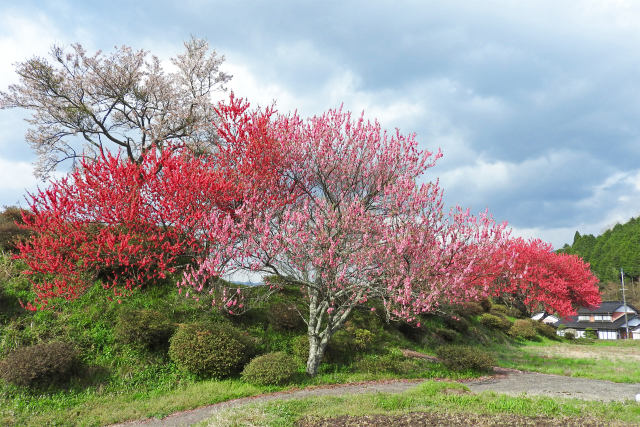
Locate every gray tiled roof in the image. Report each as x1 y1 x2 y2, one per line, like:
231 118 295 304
556 314 639 330
577 301 638 315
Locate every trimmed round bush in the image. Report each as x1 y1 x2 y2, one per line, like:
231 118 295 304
489 304 509 317
115 309 175 351
508 319 538 340
479 313 512 331
435 344 495 373
534 322 558 339
241 352 298 385
564 329 576 340
169 322 255 378
0 341 78 388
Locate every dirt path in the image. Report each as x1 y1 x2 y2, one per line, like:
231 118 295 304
114 370 640 427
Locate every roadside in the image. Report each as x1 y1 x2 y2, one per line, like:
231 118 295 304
114 369 640 426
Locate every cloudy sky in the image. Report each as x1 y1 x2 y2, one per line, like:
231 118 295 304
1 0 640 248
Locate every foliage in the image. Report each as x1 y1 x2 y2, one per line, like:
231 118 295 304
241 352 299 385
434 327 458 342
478 313 512 331
168 322 255 378
508 319 538 340
0 206 31 252
0 341 79 387
181 101 510 375
489 304 509 317
443 315 470 333
479 299 492 312
493 238 601 317
584 327 598 340
0 38 230 178
534 322 558 339
560 218 640 287
453 301 485 318
15 97 290 311
435 345 495 372
291 335 310 363
564 329 576 340
353 351 435 375
114 309 175 351
267 302 305 331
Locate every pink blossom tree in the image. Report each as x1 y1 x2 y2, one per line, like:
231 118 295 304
180 104 509 375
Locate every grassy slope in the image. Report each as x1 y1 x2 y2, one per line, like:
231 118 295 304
2 261 639 425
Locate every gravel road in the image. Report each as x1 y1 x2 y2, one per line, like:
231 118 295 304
114 370 640 427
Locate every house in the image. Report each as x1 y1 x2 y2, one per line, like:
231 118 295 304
554 301 640 340
531 312 560 324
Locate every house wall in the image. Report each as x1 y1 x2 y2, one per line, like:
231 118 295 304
598 330 618 340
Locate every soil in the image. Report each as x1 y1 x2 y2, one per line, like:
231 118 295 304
297 412 629 427
113 368 640 426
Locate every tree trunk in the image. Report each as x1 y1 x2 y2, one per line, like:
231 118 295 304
305 333 329 376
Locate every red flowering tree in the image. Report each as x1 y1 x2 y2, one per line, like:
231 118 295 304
179 106 510 375
16 94 291 310
492 238 600 317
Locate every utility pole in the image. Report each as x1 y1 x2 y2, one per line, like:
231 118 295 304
621 268 630 340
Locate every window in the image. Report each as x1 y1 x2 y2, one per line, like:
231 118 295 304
578 315 590 322
595 315 611 321
598 330 617 340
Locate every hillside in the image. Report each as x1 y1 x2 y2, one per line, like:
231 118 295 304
559 217 640 307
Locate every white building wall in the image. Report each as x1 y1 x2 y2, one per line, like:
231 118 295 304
597 330 618 340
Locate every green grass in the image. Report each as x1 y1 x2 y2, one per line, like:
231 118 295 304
198 380 640 426
493 338 640 383
1 378 268 426
0 361 481 426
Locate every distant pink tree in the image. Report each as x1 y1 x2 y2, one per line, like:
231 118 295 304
180 104 509 375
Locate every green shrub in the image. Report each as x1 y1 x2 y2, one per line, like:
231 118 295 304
114 309 175 351
241 352 299 385
489 304 509 317
454 302 484 318
292 335 310 363
508 319 538 340
534 322 558 339
0 206 31 253
507 307 525 318
267 302 305 332
584 328 598 340
435 345 495 373
396 320 428 343
434 327 458 342
479 313 512 331
564 329 576 340
479 299 492 312
0 341 79 388
353 352 431 375
168 322 255 378
443 316 469 333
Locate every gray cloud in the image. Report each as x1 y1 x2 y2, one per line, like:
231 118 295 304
2 0 640 247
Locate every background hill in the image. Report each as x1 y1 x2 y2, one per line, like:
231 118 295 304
559 217 640 307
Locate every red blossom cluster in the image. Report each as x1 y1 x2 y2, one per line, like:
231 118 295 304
492 238 600 317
